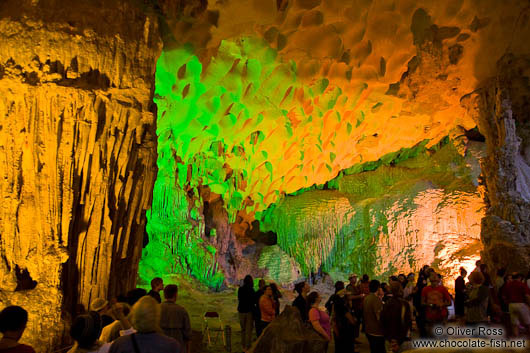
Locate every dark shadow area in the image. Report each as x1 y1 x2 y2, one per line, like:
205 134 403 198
14 265 38 291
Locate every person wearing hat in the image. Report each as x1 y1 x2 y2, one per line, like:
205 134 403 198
99 303 133 343
68 311 111 353
90 298 114 328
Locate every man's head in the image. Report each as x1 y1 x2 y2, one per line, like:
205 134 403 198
126 288 147 307
334 281 345 293
361 274 369 283
164 284 178 301
369 279 381 293
258 279 266 290
475 260 482 268
429 271 440 286
348 274 358 285
130 296 161 333
390 282 403 298
0 306 28 342
264 285 273 297
89 298 109 313
497 268 506 277
469 271 485 286
243 275 253 288
70 311 102 348
460 267 467 277
151 277 163 292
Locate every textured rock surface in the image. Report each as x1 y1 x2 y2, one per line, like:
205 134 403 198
249 305 327 353
144 0 530 288
0 1 161 350
464 53 530 273
260 142 485 286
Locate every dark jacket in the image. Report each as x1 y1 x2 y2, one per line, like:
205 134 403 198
292 294 309 322
148 290 161 304
238 286 256 313
380 297 412 343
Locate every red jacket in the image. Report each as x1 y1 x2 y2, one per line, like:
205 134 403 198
259 295 277 322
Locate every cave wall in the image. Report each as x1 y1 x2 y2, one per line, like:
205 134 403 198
0 1 161 349
259 140 485 287
142 0 530 289
464 53 530 273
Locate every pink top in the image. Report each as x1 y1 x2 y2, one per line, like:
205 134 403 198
309 307 331 338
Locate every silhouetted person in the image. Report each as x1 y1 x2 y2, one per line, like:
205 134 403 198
465 271 489 325
292 281 310 322
325 281 345 314
90 298 115 328
127 288 147 307
364 280 385 353
68 311 110 353
0 306 36 353
160 285 191 353
381 282 412 352
333 289 356 353
238 275 256 351
148 277 164 303
454 267 467 319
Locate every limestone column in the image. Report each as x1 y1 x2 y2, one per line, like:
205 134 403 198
0 1 161 350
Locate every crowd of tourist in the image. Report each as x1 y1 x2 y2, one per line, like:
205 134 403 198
0 278 190 353
237 261 530 353
2 262 530 353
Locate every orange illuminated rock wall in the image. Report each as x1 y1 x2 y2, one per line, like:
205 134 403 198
0 1 162 350
0 0 529 350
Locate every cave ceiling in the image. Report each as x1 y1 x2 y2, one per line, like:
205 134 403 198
153 0 529 221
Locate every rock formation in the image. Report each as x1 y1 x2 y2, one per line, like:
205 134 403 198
0 0 530 350
0 1 161 349
249 305 328 353
142 0 530 289
464 53 530 273
259 140 485 286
